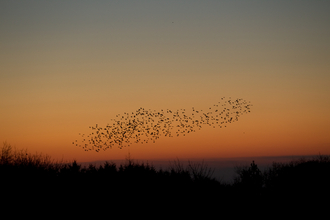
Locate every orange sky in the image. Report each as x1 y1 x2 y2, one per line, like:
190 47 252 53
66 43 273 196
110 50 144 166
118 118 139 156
1 1 329 163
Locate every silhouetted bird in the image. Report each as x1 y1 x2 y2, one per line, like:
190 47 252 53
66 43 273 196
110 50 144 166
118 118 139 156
74 97 252 151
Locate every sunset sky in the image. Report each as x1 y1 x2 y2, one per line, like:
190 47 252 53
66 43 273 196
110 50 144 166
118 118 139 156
1 1 329 163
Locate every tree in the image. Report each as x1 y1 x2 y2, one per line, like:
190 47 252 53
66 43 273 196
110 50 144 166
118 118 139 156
234 160 263 195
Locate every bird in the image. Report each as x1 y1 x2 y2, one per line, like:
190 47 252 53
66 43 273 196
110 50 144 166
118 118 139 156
73 97 252 152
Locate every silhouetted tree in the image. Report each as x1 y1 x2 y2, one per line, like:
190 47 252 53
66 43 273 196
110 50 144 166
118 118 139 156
234 160 263 197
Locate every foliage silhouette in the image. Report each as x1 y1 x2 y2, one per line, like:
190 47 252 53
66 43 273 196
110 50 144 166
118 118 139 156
234 160 263 196
2 142 330 206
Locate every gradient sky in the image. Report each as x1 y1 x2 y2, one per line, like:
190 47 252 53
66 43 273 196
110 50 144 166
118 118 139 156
1 0 329 163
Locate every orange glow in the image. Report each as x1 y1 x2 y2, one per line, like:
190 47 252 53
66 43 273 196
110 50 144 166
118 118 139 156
1 1 330 163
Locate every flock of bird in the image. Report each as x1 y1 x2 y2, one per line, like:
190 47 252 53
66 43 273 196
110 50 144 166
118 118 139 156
73 97 252 152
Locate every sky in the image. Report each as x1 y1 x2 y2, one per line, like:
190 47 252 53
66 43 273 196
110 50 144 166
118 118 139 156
1 0 330 163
